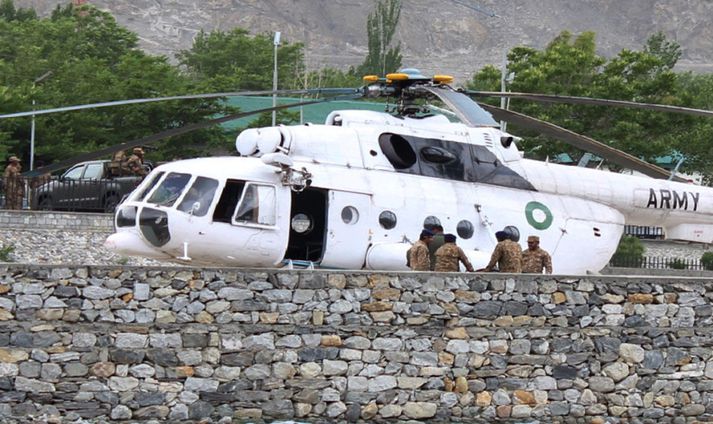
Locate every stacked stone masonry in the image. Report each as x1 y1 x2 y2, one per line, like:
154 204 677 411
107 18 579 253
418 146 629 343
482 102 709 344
0 210 113 232
1 265 713 423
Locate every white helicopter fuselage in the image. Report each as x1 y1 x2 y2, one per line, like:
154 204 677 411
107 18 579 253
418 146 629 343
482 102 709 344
106 109 713 274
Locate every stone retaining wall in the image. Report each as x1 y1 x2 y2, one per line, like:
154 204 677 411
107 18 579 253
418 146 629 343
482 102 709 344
0 210 113 232
1 265 713 423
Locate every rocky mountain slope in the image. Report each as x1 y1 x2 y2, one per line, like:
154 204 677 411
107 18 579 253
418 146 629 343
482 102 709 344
16 0 713 81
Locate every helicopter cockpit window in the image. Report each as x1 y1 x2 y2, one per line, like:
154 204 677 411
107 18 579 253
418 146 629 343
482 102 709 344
213 180 245 223
134 171 164 201
234 183 276 226
147 172 191 207
379 133 417 169
177 177 219 217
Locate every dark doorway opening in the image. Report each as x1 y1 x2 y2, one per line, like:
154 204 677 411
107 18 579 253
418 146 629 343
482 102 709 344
285 188 327 262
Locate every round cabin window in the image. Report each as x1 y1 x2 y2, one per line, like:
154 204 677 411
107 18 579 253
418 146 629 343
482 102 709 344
457 220 474 239
291 213 313 233
379 211 397 229
504 225 520 242
423 216 441 230
341 206 359 225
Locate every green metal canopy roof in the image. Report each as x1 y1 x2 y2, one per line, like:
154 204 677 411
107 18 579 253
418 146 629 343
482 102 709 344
222 96 387 129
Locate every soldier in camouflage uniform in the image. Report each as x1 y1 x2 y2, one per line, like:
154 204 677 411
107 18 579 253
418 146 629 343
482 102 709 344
522 235 553 274
434 234 475 272
484 230 522 273
126 147 147 177
109 150 129 177
3 156 24 210
407 229 433 271
428 224 445 271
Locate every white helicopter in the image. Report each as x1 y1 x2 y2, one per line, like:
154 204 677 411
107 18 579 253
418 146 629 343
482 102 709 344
5 69 713 274
96 69 713 274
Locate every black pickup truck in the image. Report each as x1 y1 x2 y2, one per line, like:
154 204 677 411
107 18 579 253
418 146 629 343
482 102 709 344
31 160 147 212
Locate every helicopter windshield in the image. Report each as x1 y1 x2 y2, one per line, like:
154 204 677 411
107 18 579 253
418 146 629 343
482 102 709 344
147 172 191 206
177 176 219 217
424 87 499 127
134 171 164 201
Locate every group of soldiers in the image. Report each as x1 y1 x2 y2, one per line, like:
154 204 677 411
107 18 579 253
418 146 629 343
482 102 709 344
407 225 553 274
407 225 476 273
483 230 553 274
109 147 147 177
3 147 147 210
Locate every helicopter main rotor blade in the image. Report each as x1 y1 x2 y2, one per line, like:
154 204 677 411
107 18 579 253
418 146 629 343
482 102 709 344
467 91 713 119
23 95 352 177
478 103 687 182
1 88 363 119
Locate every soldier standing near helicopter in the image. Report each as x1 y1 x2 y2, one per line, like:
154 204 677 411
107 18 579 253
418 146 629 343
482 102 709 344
521 235 553 274
407 229 433 271
434 234 475 272
483 231 522 273
427 224 445 270
3 156 24 210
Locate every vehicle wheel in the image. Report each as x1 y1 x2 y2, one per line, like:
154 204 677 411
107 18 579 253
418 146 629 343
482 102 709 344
38 196 53 211
103 194 120 213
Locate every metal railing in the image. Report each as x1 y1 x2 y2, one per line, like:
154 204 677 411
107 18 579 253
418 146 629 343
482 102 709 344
610 254 707 271
1 176 136 212
624 225 664 239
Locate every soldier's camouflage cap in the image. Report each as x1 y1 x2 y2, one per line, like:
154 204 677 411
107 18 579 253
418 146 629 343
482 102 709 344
527 235 540 242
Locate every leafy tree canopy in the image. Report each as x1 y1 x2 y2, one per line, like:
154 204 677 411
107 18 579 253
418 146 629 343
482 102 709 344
354 0 402 76
177 28 305 91
466 31 713 181
0 1 231 169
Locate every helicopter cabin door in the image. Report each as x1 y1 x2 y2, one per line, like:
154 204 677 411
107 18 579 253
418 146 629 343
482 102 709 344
285 188 328 264
320 190 371 269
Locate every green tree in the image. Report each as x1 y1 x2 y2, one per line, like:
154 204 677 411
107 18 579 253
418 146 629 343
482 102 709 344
669 72 713 182
645 31 682 70
610 236 645 267
355 0 402 76
178 28 305 91
0 0 36 21
304 67 362 90
0 1 231 167
467 31 691 169
700 251 713 270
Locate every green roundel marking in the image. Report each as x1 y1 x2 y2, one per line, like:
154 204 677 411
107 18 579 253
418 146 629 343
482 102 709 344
525 201 553 230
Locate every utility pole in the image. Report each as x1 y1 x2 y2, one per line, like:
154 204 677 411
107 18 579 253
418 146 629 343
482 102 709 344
500 54 514 132
30 71 53 171
272 31 281 127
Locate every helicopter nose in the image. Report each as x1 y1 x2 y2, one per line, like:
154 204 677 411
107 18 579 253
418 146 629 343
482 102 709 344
105 231 171 259
138 207 171 247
